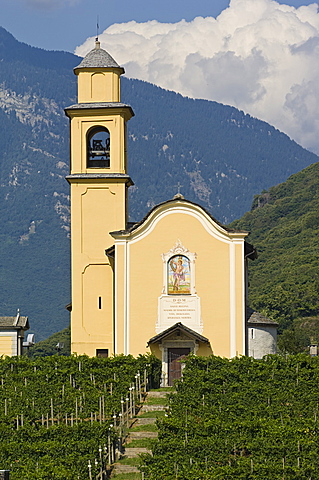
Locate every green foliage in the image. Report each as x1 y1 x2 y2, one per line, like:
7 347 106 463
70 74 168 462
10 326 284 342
0 354 161 479
277 317 319 354
142 355 319 479
231 162 319 333
29 326 71 357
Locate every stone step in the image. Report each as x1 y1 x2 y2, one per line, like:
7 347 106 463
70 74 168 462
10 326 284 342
142 405 166 412
124 447 151 458
147 390 169 398
129 431 158 439
135 417 157 425
112 463 140 474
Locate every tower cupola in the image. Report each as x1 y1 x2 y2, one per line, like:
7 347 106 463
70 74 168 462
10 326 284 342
65 42 133 174
74 40 125 103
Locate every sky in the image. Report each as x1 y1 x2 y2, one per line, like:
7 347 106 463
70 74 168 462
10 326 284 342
1 0 319 153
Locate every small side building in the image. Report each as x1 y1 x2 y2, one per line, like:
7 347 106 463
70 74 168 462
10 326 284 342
247 308 278 359
0 313 29 356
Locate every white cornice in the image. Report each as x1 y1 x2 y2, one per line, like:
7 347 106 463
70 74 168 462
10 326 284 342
112 202 248 245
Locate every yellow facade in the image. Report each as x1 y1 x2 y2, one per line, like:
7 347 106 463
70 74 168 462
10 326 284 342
0 335 15 356
0 314 29 357
66 41 253 381
111 201 247 360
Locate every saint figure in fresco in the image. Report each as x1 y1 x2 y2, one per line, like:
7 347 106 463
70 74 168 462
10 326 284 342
170 256 185 292
168 254 191 294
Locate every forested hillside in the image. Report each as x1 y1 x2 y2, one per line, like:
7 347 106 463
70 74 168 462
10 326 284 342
0 26 318 338
231 162 319 348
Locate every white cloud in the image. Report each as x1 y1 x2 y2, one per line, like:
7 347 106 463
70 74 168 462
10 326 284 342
75 0 319 154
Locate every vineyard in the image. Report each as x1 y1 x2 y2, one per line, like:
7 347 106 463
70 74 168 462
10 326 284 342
142 354 319 480
0 354 161 479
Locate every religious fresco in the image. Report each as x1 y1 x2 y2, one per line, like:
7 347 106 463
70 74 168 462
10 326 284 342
168 255 191 294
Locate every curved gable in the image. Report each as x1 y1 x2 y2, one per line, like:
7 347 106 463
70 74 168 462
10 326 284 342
111 197 248 244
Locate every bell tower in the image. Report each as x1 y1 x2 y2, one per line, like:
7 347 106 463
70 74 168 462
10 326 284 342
65 40 134 356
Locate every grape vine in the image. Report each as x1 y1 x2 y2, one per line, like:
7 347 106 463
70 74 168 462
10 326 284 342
142 354 319 479
0 354 161 479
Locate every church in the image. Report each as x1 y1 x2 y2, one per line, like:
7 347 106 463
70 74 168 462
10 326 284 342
65 40 277 385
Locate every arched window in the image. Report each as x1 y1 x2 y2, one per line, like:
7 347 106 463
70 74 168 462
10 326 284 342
168 255 191 295
87 126 110 168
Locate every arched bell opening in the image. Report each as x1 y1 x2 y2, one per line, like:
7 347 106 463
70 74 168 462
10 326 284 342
87 126 110 168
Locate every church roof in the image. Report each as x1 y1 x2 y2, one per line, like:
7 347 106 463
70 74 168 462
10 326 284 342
0 315 29 329
112 197 249 236
74 41 124 73
245 242 258 260
148 322 210 346
110 197 257 257
247 308 278 326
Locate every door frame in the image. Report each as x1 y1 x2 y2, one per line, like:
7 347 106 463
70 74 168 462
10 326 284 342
167 347 191 386
159 339 199 386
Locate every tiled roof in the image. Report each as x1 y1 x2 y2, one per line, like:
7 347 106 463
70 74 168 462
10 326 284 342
65 103 133 110
247 308 278 326
148 322 210 345
74 42 124 72
0 316 29 329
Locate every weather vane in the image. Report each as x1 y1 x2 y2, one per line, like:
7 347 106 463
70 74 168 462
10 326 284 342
96 15 99 40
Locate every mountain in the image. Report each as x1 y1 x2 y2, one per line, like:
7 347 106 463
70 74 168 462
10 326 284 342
0 26 318 339
231 161 319 336
122 80 319 223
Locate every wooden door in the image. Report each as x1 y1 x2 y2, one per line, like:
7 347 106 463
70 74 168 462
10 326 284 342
168 348 190 386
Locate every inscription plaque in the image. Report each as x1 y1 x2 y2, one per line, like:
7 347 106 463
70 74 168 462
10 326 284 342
157 295 202 334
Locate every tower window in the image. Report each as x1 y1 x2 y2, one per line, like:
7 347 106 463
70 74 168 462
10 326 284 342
87 126 110 168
